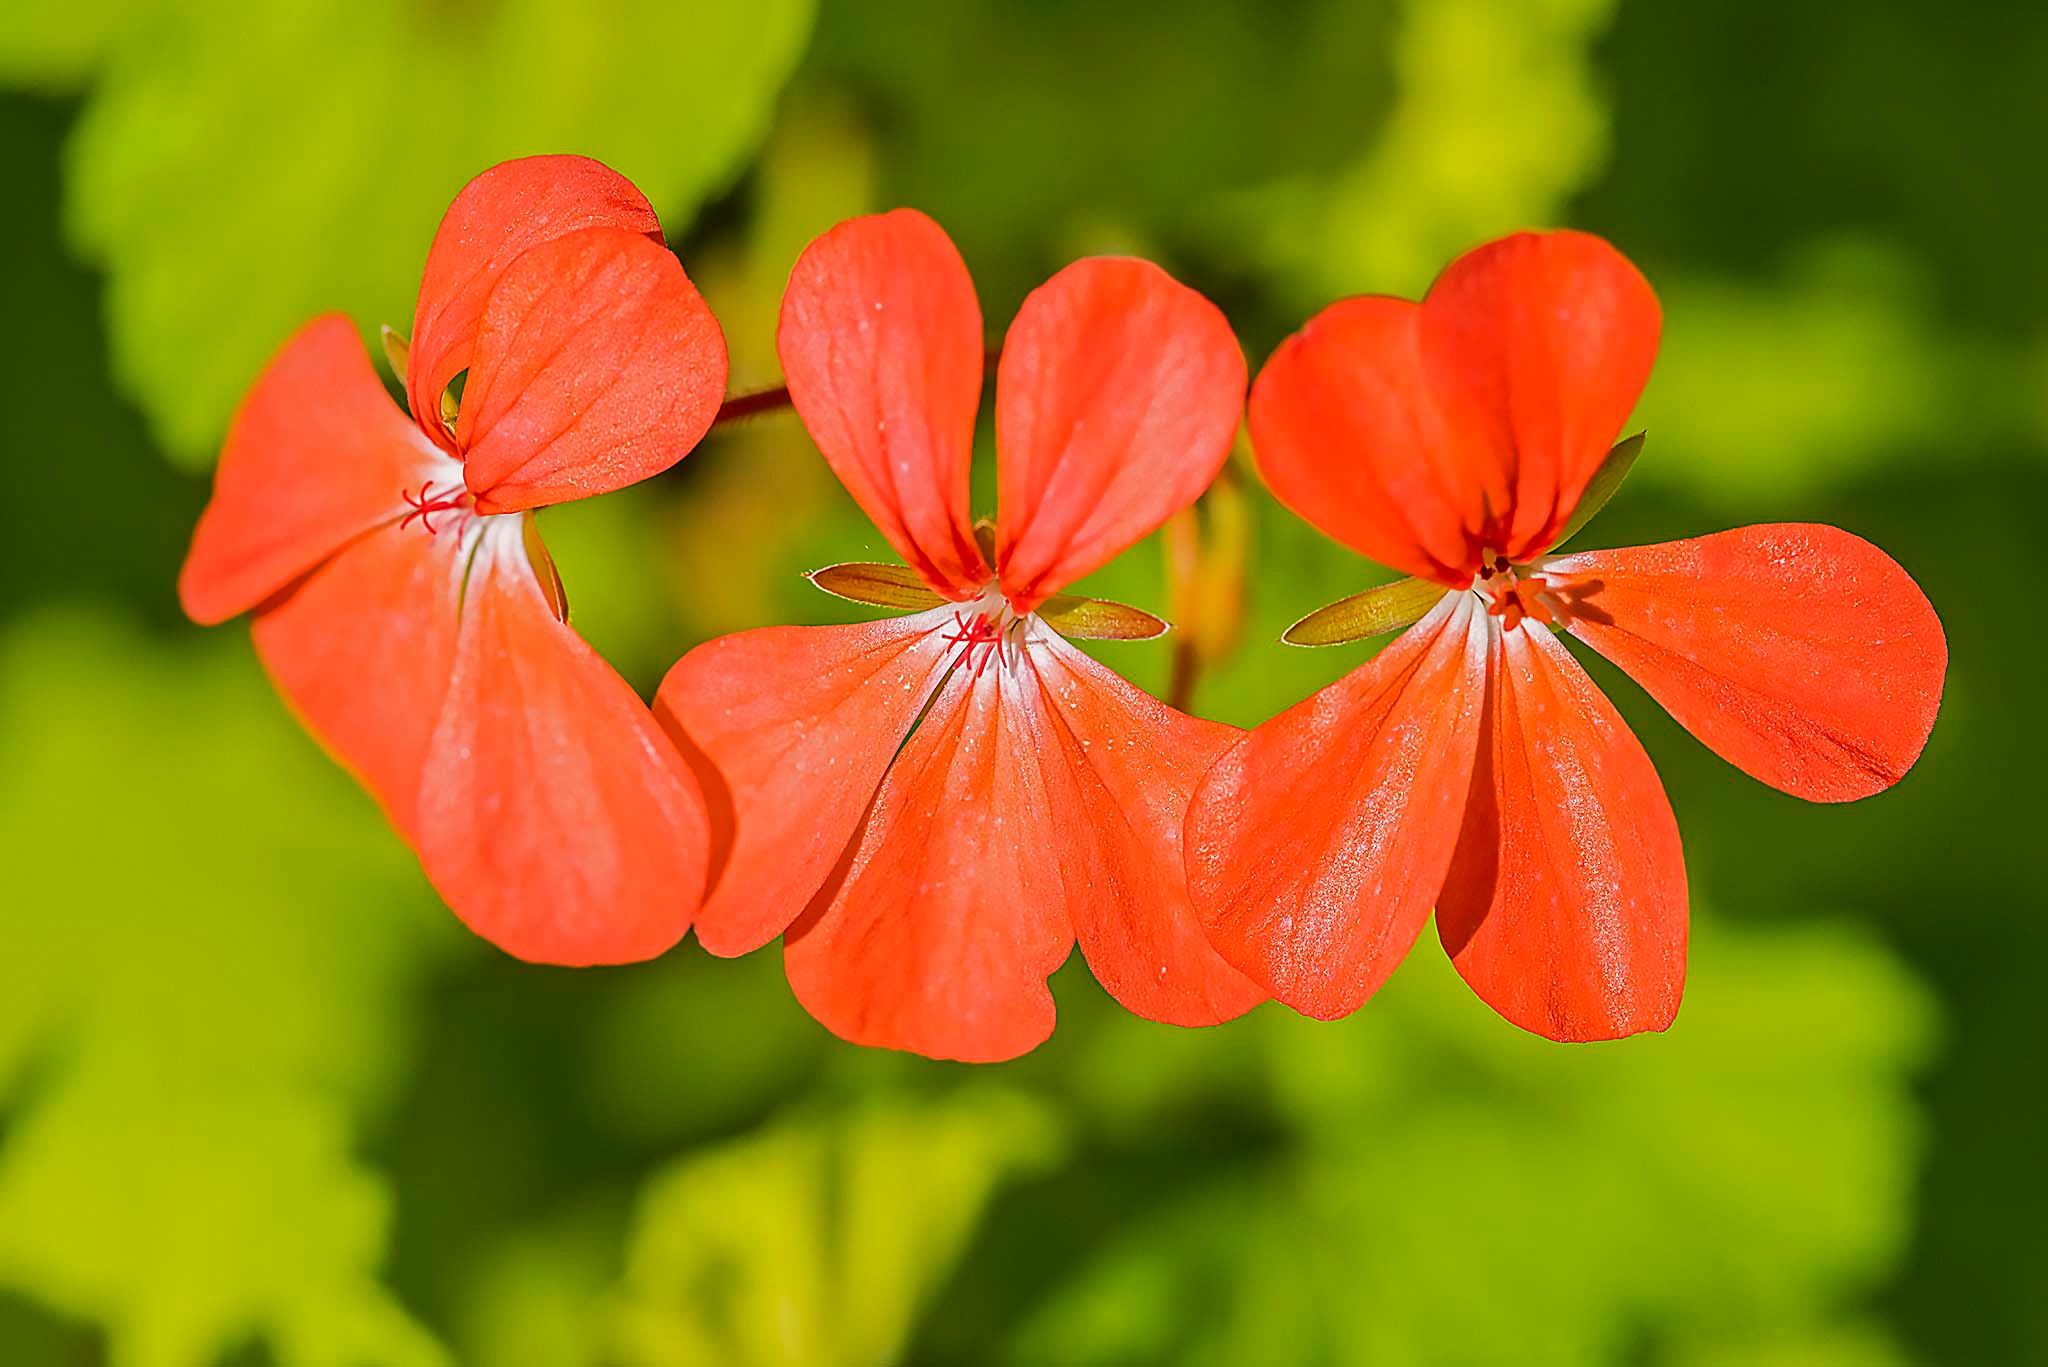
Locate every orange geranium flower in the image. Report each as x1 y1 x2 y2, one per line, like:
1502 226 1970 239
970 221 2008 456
1186 230 1947 1040
658 209 1263 1061
180 155 727 964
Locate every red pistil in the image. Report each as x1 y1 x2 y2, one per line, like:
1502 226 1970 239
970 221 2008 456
399 481 471 534
941 611 1009 683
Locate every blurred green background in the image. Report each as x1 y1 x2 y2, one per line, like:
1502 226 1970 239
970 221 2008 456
0 1 2035 1363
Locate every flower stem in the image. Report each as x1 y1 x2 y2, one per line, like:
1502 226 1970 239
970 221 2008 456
710 349 1001 432
711 383 794 427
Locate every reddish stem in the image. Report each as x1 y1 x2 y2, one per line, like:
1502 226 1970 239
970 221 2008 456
708 349 1000 431
711 383 793 427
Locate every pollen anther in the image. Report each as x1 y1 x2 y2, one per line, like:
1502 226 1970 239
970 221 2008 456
1475 559 1563 632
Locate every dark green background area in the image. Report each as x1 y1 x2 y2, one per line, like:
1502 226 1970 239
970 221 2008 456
1 1 2040 1364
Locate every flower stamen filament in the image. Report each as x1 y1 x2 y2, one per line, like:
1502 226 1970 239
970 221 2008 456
939 598 1032 684
399 480 472 535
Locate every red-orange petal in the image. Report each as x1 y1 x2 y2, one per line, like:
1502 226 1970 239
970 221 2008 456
180 315 442 624
1247 296 1480 584
1438 622 1687 1042
1029 633 1266 1027
413 519 708 965
777 210 990 598
783 664 1076 1063
994 257 1246 609
652 609 959 957
454 226 727 512
1421 230 1662 558
1248 232 1659 581
406 155 663 452
1187 594 1489 1019
1548 524 1947 802
249 520 465 838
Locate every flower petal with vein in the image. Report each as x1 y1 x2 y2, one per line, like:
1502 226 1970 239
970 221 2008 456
657 209 1262 1062
1186 230 1947 1041
179 155 729 964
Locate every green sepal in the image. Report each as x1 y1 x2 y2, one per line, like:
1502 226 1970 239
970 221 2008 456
1281 577 1445 647
1548 432 1645 551
1038 594 1170 641
379 324 409 382
807 563 946 611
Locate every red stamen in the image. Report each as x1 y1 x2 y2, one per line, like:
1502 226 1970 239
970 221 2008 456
941 611 1008 681
399 481 471 535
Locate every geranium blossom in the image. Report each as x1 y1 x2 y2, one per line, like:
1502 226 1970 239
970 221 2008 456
1185 230 1947 1040
657 209 1264 1061
179 155 727 963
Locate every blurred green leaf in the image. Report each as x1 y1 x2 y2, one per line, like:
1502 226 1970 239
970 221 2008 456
1672 1323 1911 1367
809 0 1398 306
583 950 826 1151
612 1091 1063 1366
456 1210 618 1367
1031 915 1934 1365
2 0 813 464
0 0 153 88
1633 242 1954 503
0 612 450 1366
1213 0 1620 306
